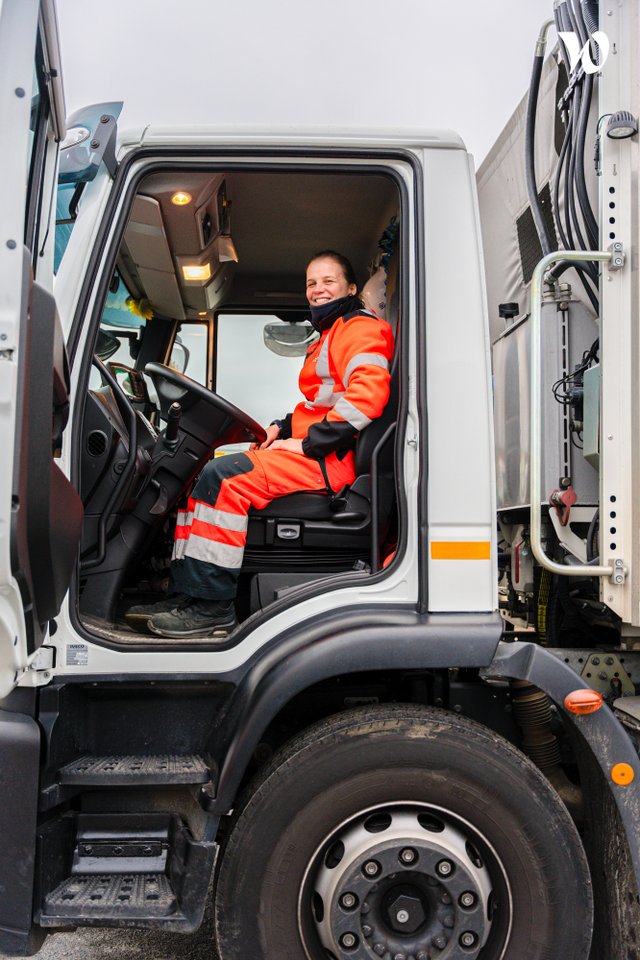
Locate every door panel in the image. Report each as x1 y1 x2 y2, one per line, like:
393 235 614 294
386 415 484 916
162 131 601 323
10 252 83 654
0 0 81 695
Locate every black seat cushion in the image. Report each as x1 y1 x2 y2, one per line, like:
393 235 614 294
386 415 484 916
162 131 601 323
248 491 334 521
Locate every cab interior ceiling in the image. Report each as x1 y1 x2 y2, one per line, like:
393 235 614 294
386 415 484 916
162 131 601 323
116 170 399 318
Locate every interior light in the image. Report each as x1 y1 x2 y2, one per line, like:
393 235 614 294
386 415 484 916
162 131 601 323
198 311 208 317
172 191 193 206
182 263 212 282
564 689 603 715
605 111 638 140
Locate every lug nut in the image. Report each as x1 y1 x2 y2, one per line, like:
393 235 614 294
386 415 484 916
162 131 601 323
399 847 417 865
340 892 358 909
460 891 476 908
373 943 385 956
340 932 358 949
362 924 372 937
393 953 407 960
436 859 454 877
432 934 448 950
460 931 477 948
363 860 381 878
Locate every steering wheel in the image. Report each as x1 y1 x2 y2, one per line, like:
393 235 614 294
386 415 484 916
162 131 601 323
144 362 268 448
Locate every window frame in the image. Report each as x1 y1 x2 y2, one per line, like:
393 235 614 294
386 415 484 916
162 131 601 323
165 318 214 388
23 33 51 259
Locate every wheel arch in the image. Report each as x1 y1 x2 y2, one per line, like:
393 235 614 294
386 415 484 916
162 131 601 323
207 608 503 814
484 640 640 891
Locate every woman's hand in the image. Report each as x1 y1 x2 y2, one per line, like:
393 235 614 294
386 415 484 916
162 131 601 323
250 423 281 450
270 438 304 454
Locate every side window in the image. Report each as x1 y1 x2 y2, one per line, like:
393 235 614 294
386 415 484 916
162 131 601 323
169 322 209 386
91 272 145 389
215 314 304 426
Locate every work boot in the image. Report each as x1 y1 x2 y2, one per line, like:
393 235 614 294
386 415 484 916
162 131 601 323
147 599 237 638
125 594 189 631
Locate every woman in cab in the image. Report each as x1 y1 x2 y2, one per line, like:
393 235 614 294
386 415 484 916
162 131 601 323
127 250 394 638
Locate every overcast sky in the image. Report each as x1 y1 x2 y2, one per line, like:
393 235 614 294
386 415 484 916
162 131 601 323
56 0 553 165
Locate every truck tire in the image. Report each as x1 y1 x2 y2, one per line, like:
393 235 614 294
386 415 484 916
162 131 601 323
214 705 593 960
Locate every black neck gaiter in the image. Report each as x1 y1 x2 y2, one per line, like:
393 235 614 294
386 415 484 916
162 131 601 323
309 294 363 333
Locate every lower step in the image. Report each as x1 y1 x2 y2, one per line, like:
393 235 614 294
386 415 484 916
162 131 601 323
41 873 178 924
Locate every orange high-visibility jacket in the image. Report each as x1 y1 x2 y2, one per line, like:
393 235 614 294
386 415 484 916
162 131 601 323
284 309 394 460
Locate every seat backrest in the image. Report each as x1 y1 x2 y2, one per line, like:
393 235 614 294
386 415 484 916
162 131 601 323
354 349 398 477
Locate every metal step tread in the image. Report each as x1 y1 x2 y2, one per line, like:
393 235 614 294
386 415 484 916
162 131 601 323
59 754 210 785
42 873 177 922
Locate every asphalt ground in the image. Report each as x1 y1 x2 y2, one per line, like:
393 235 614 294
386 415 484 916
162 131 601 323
0 898 220 960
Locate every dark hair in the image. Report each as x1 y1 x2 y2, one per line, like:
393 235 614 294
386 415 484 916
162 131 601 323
306 250 358 289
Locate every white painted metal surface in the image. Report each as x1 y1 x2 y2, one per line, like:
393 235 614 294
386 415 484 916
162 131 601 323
0 0 42 698
424 148 497 612
598 0 640 626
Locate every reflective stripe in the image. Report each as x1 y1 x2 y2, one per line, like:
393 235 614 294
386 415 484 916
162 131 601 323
343 352 389 385
309 334 339 408
193 500 248 533
174 533 245 568
431 541 491 560
333 396 372 430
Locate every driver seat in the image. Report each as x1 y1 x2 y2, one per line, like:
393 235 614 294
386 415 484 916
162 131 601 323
244 355 398 572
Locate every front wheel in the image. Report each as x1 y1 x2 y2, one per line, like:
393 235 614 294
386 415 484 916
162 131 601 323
214 705 593 960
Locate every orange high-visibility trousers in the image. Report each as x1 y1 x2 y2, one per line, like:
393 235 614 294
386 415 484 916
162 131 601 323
169 448 355 601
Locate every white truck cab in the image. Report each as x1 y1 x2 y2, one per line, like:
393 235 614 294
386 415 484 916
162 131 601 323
1 1 639 958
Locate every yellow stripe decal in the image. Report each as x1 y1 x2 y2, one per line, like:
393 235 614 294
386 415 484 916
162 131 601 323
431 541 491 560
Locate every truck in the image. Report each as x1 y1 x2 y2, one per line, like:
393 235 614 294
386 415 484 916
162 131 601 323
1 0 639 957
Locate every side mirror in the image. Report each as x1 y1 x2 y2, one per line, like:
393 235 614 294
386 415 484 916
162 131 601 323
263 321 318 357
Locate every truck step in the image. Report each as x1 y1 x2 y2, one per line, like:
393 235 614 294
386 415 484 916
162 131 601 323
58 754 210 786
41 873 178 924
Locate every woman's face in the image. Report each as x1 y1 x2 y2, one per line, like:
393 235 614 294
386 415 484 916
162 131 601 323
305 256 356 306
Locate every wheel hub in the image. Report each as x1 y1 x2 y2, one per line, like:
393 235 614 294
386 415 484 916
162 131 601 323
311 807 493 959
384 888 426 934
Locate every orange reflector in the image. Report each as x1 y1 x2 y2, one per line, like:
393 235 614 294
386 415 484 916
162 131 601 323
612 763 635 786
564 689 603 714
430 541 491 561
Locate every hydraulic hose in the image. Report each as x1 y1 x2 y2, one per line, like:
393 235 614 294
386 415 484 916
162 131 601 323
554 1 573 76
548 259 599 311
581 0 599 37
525 19 557 257
586 508 599 562
567 0 587 45
553 120 572 250
567 86 590 251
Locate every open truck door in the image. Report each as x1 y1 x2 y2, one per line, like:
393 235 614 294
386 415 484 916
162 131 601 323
0 0 82 700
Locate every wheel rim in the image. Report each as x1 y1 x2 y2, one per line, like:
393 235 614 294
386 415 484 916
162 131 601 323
299 803 512 960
